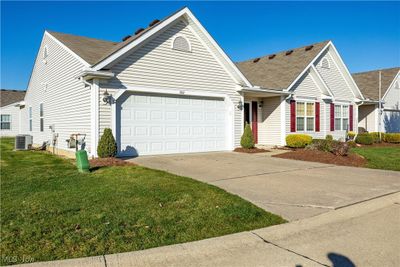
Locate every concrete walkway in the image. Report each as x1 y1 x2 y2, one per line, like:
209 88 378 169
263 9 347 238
131 152 400 221
18 192 400 267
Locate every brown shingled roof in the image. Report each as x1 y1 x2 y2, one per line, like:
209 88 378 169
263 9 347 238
1 89 26 107
352 67 400 101
47 31 118 65
236 41 330 90
47 7 185 66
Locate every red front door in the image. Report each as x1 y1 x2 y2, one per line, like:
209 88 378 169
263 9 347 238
251 101 258 144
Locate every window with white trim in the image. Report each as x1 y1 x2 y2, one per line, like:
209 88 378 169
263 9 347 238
40 103 44 132
321 57 330 69
172 36 191 52
1 115 11 130
296 102 315 132
334 105 349 131
29 107 32 131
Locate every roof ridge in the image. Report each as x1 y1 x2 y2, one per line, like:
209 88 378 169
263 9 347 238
237 40 331 63
1 89 26 92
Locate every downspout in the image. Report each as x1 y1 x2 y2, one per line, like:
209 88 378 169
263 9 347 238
80 77 99 158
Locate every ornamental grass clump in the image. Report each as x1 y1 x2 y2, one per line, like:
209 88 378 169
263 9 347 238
241 123 255 149
97 128 117 158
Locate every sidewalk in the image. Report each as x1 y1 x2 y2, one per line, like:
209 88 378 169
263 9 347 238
17 192 400 267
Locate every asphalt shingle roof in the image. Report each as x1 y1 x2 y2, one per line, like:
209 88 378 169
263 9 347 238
352 67 400 101
0 89 26 107
236 41 330 90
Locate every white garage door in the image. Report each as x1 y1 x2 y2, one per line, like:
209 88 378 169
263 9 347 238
118 92 229 156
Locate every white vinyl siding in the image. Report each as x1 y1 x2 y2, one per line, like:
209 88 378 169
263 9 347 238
102 19 241 146
358 104 377 132
314 50 354 100
383 76 400 110
22 33 91 153
258 96 282 145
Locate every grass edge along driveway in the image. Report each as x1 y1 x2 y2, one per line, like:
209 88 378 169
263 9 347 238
352 146 400 171
0 137 285 265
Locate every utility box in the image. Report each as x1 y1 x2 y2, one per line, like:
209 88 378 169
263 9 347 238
75 150 90 173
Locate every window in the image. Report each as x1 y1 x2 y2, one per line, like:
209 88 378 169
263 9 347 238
29 107 32 131
296 102 315 131
172 36 191 52
40 103 44 132
334 105 349 131
321 57 330 69
1 115 11 130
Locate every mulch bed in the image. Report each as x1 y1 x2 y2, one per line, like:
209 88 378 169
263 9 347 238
234 147 271 153
89 157 135 169
273 149 366 167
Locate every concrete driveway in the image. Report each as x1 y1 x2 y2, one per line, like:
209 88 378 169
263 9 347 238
131 152 400 221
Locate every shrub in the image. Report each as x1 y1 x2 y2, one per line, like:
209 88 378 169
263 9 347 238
309 139 332 152
355 133 373 145
369 132 384 143
331 141 350 156
384 133 400 143
347 141 357 148
347 131 356 140
241 123 255 149
286 134 312 148
97 128 117 158
325 135 333 141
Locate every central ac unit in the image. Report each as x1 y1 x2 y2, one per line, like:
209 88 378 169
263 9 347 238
15 135 33 150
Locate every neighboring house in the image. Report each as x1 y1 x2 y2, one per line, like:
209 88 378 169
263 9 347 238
352 67 400 133
0 89 26 136
236 41 364 144
21 7 253 157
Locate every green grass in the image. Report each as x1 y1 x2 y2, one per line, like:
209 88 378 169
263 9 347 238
0 138 285 265
352 146 400 171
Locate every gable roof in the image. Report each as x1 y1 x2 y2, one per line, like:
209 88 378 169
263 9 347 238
352 67 400 101
46 7 251 87
0 89 26 107
47 31 118 65
236 41 330 90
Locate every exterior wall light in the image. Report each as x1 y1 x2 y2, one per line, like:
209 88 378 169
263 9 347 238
237 100 244 110
102 89 112 104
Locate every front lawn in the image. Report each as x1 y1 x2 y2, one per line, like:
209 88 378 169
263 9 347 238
352 146 400 171
0 138 285 265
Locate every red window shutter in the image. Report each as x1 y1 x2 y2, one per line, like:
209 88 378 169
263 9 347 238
315 102 320 132
290 100 296 132
330 103 335 131
349 105 353 131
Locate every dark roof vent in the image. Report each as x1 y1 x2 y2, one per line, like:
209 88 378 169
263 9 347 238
134 28 145 35
253 58 260 63
305 45 314 51
122 35 131 42
268 54 276 59
149 19 160 27
285 50 293 55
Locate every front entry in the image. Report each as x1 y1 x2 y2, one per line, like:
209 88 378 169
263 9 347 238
243 101 258 144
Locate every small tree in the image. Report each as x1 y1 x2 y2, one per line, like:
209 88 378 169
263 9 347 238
97 128 117 158
241 123 255 149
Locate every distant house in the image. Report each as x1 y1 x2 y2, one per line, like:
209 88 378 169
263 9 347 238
0 89 25 136
236 41 363 144
353 68 400 133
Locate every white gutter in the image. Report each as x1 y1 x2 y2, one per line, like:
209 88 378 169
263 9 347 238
241 87 291 95
76 69 115 80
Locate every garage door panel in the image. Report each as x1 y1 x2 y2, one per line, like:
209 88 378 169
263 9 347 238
118 93 228 156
